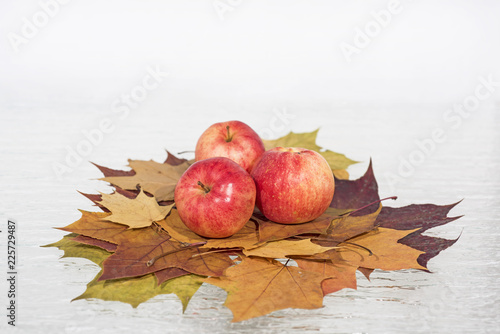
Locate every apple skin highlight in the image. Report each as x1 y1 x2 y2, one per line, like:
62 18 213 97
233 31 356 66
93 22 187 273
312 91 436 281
251 147 335 224
174 157 256 238
195 120 265 173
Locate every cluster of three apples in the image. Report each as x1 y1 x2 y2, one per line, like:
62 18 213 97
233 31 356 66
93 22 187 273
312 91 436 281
174 121 335 238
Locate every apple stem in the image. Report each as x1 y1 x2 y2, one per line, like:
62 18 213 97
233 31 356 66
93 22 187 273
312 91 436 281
344 196 398 216
197 181 211 193
225 125 233 142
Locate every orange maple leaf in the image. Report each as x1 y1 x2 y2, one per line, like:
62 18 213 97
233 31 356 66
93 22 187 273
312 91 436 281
296 259 358 295
205 256 326 322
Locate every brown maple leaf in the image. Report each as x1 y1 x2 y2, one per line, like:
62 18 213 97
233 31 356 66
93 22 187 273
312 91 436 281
164 150 188 165
155 267 190 285
49 139 463 322
329 162 460 271
319 204 382 245
358 267 374 280
330 160 380 215
254 207 349 243
204 256 326 322
375 202 462 268
376 201 462 232
58 210 128 244
98 226 234 281
71 235 118 252
99 159 190 201
91 162 136 177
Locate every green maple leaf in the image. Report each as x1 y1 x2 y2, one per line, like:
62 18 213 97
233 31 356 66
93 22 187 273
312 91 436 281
42 233 110 266
262 129 358 173
44 234 202 311
75 271 203 311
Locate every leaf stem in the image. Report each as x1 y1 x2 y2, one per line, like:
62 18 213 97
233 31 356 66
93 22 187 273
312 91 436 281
341 241 373 256
291 235 342 245
344 196 397 216
290 236 372 255
191 248 242 257
146 241 207 267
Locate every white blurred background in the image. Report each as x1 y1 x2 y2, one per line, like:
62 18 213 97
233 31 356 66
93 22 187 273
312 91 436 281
1 0 499 187
1 1 499 333
1 0 499 107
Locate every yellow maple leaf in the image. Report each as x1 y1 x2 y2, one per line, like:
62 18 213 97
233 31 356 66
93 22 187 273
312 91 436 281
98 188 174 229
338 227 427 271
243 238 336 258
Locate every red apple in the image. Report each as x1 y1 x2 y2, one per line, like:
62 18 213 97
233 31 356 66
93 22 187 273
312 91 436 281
250 147 335 224
174 157 256 238
195 120 265 173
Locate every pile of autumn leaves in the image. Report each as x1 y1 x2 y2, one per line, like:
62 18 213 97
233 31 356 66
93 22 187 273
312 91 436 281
46 130 460 322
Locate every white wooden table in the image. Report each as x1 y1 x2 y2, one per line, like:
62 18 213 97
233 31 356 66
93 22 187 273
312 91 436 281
1 104 498 333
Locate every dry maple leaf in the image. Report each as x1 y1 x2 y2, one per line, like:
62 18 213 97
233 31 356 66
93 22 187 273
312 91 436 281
204 256 326 322
243 238 337 258
262 129 322 151
58 210 127 244
203 220 261 250
75 271 203 311
98 226 234 281
98 188 174 229
155 209 207 244
164 150 188 165
253 207 349 243
158 209 261 250
319 204 382 244
43 233 111 266
79 188 140 212
295 259 358 295
46 139 462 322
71 235 118 252
327 162 461 274
358 267 374 280
335 227 427 271
330 160 380 215
45 234 202 311
92 162 136 177
376 202 462 268
253 203 380 249
375 202 462 235
99 159 190 201
155 267 190 285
